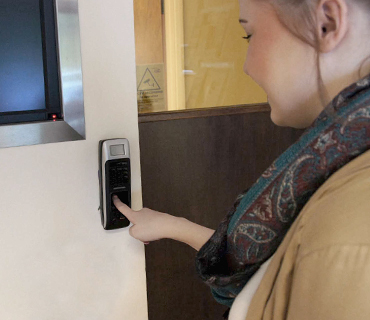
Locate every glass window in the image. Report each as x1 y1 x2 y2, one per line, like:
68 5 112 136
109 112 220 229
0 0 62 125
134 0 267 113
0 0 45 113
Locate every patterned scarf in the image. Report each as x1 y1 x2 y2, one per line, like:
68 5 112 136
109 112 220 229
196 74 370 307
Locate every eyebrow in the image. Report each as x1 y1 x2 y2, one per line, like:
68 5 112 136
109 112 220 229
239 19 248 24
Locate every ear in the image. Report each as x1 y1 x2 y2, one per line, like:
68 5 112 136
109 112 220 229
316 0 349 52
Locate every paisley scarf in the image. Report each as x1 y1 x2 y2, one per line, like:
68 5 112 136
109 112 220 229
195 74 370 307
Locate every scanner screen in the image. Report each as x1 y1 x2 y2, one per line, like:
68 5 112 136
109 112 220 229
110 144 125 156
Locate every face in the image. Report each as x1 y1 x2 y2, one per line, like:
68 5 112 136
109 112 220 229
239 0 324 128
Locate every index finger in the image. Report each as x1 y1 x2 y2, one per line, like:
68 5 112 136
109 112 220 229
112 195 136 222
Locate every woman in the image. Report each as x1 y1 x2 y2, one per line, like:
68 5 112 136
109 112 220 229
114 0 370 318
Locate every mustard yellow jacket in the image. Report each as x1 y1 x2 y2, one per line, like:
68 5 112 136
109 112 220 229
246 149 370 320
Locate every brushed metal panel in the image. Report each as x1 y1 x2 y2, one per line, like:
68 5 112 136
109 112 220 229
56 0 85 138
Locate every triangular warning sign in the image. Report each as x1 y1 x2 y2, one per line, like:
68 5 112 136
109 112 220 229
137 68 161 91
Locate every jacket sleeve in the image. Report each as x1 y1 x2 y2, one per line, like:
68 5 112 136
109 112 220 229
286 244 370 320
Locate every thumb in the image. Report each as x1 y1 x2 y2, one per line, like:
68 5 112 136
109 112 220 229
112 195 136 223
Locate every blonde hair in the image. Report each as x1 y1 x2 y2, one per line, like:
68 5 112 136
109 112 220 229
269 0 370 107
271 0 330 105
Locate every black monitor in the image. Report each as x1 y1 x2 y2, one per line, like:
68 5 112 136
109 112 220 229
0 0 62 125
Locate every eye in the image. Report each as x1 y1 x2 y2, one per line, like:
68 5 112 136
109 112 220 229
242 34 252 42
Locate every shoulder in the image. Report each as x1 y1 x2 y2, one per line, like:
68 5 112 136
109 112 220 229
247 152 370 320
297 149 370 258
285 150 370 319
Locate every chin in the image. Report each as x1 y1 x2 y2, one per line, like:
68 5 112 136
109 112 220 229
268 99 286 127
270 109 289 127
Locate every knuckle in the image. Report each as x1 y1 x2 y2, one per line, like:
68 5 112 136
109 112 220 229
129 226 136 237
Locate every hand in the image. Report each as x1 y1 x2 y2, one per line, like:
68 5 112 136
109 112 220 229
112 195 175 244
113 195 215 250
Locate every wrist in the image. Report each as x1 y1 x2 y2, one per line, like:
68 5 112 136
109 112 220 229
165 216 214 251
164 215 188 240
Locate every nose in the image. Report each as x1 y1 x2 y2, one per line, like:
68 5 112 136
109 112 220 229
243 59 249 76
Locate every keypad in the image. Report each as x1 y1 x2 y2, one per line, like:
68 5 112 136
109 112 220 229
109 161 130 188
104 159 131 228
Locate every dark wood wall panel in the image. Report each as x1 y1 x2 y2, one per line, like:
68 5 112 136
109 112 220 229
138 107 303 320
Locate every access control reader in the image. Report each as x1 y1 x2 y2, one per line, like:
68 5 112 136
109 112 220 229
99 138 131 230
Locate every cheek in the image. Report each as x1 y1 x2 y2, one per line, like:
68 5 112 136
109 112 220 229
244 44 268 87
243 31 277 87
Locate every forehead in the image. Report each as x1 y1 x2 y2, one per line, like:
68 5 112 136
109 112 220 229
238 0 250 15
239 0 260 21
239 0 272 21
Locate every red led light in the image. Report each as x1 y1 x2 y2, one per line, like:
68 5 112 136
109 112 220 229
52 114 57 119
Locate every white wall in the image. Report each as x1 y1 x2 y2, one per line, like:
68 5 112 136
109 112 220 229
0 1 148 319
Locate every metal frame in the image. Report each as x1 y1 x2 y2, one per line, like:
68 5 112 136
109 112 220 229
0 0 85 148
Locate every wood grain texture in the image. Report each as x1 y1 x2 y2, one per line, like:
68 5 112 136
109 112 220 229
139 108 303 320
139 103 270 123
134 0 164 65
